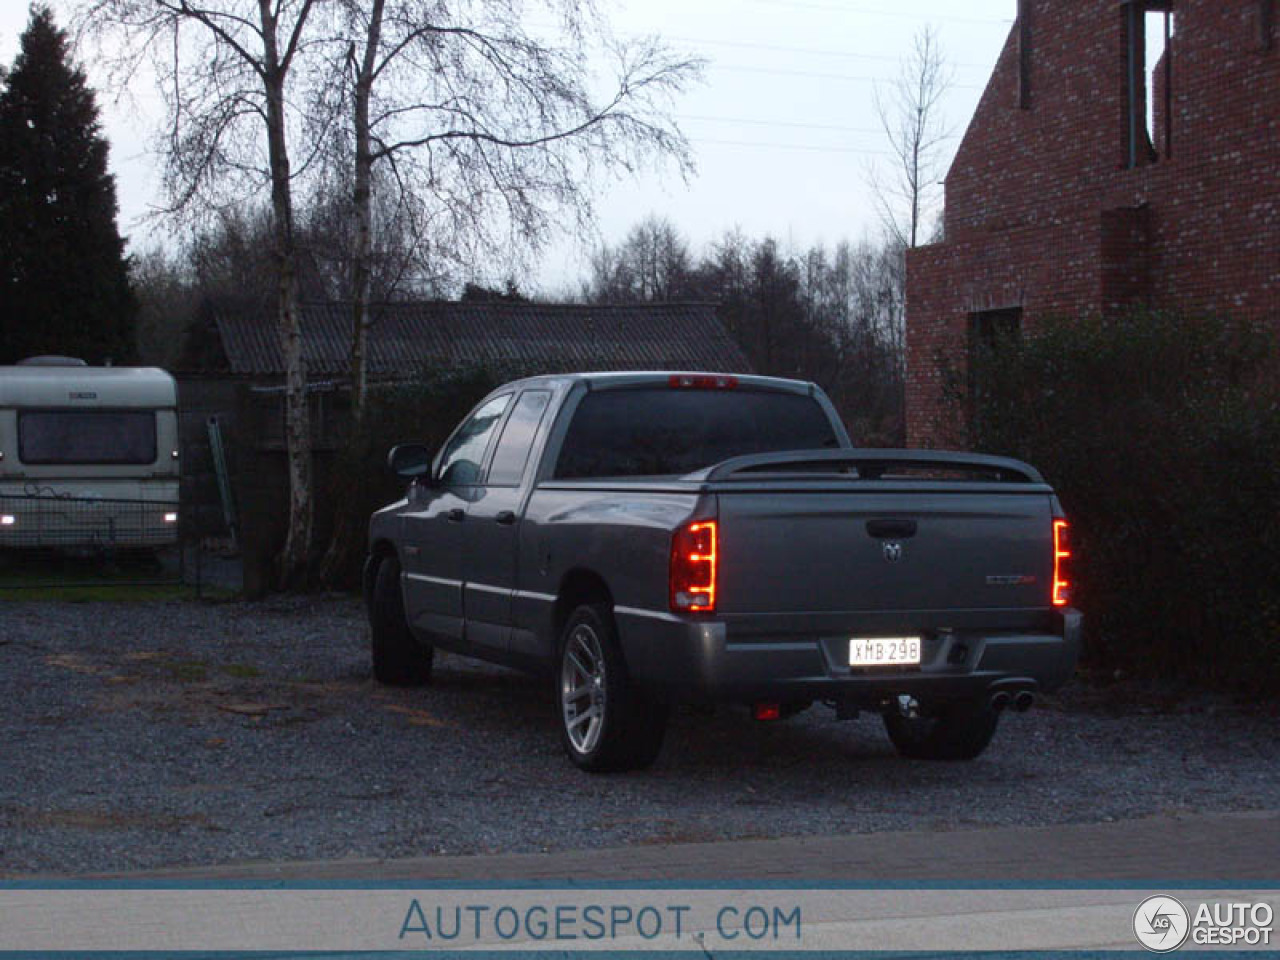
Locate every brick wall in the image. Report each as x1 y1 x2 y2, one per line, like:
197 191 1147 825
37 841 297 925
906 0 1280 446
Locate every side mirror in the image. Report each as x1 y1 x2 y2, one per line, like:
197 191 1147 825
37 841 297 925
387 443 434 480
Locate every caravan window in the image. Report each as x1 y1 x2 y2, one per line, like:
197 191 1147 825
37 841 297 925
18 410 158 465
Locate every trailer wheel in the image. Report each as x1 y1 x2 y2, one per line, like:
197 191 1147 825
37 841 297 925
370 555 433 686
557 603 667 772
883 699 999 761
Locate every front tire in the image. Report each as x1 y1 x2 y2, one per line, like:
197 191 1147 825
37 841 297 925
883 699 1000 761
370 555 433 686
558 603 668 772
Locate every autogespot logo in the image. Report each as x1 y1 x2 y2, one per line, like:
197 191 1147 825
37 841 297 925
1134 895 1191 952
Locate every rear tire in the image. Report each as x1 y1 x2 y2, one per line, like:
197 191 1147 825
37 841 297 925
883 699 999 761
558 603 668 772
370 555 433 686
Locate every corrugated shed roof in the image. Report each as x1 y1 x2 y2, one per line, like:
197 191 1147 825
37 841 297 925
213 301 751 379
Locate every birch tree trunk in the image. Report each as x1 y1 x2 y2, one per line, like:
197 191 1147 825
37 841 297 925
313 0 381 589
348 0 383 423
260 0 312 587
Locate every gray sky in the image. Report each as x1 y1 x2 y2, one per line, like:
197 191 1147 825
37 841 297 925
0 0 1015 295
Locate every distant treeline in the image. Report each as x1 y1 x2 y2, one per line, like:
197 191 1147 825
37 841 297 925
579 217 906 445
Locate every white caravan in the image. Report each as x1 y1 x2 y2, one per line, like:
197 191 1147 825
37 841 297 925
0 358 180 549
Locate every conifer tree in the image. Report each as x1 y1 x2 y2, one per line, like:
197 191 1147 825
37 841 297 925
0 5 134 364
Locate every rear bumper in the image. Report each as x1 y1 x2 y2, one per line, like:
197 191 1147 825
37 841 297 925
617 607 1081 705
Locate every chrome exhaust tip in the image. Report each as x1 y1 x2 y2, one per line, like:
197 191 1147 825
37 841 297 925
990 691 1012 712
1013 691 1035 712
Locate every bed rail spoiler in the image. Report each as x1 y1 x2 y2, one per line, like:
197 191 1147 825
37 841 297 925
696 448 1045 484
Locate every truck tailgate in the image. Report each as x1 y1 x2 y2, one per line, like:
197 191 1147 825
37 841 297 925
717 488 1056 616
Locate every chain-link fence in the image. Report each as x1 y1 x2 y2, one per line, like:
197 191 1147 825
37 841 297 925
0 492 202 590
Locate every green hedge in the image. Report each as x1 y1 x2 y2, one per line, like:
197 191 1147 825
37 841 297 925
961 312 1280 691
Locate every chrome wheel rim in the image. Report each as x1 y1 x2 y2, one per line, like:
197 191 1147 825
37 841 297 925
561 623 607 755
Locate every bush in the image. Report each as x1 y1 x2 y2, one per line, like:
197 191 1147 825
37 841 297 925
960 311 1280 692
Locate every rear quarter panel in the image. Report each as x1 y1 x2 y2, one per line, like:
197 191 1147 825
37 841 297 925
515 486 700 657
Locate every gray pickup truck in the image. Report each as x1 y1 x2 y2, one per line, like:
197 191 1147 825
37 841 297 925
365 371 1079 772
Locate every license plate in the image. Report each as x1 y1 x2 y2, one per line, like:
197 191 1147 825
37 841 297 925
850 636 921 667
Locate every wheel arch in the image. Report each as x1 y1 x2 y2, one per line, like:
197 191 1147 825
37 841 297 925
552 566 668 771
364 539 400 615
552 567 614 643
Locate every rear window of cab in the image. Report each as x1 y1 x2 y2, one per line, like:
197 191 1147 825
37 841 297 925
554 388 839 479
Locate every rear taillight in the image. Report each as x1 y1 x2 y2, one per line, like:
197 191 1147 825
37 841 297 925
670 519 717 612
1053 519 1071 607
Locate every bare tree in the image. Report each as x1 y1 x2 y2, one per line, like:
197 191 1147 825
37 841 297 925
586 214 694 303
868 26 952 249
296 174 439 303
77 0 325 586
324 0 703 417
132 246 197 369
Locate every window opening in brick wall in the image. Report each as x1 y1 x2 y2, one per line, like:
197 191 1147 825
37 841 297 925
1125 1 1174 167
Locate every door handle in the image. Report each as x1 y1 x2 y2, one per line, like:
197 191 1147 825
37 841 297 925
447 508 465 523
495 510 517 525
866 518 917 539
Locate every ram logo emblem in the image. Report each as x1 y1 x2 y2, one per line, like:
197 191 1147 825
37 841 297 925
882 541 903 563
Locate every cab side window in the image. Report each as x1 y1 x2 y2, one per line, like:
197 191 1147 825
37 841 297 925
437 394 511 487
487 390 552 487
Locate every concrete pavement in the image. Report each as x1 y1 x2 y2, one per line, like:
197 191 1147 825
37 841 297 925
79 809 1280 883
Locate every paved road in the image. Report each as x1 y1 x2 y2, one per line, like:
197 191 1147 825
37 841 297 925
92 809 1280 883
11 811 1274 954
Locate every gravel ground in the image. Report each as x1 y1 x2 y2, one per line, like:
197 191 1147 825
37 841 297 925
1 597 1277 876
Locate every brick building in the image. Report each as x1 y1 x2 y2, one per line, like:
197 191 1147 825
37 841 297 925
906 0 1279 446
